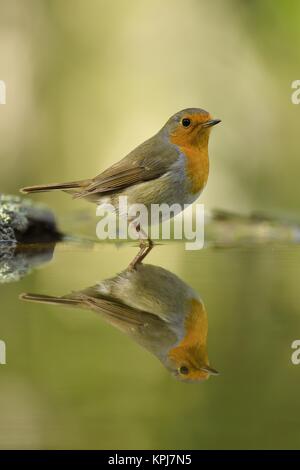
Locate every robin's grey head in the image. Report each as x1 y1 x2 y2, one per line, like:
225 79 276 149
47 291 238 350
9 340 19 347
160 108 221 145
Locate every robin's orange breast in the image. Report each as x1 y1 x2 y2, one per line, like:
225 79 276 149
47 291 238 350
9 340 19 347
182 146 209 194
170 133 210 194
179 298 208 349
168 298 208 362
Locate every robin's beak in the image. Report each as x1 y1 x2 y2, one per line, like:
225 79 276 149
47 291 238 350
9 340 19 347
202 119 221 128
200 365 219 375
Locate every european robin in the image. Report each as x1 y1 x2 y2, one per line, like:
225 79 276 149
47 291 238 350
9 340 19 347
20 108 220 266
20 263 218 382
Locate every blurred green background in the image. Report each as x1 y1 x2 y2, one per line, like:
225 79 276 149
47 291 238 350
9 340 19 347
0 0 300 449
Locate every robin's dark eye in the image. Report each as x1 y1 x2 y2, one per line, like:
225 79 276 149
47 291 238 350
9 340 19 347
181 118 191 128
179 366 189 375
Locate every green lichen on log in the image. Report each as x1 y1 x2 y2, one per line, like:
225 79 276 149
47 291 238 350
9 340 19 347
0 194 61 283
0 243 56 283
0 194 61 244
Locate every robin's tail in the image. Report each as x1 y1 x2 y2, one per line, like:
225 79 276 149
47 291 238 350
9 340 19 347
19 293 81 307
20 180 89 194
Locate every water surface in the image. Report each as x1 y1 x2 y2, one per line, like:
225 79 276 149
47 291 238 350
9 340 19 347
0 241 299 449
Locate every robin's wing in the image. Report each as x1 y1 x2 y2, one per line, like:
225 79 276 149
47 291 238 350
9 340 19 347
73 290 164 330
73 135 179 199
21 288 163 328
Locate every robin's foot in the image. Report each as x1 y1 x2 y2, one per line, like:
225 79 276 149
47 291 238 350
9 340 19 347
128 238 154 270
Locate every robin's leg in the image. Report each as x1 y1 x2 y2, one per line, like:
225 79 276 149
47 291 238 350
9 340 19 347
128 223 154 270
137 236 154 264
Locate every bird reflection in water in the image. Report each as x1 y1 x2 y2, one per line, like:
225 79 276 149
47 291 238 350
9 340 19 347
20 264 218 382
